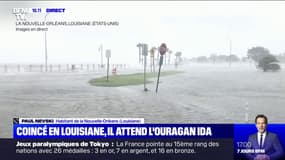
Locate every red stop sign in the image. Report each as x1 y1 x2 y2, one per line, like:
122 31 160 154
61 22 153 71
159 43 167 55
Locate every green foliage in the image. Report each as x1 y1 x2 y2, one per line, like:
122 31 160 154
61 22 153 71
89 71 183 87
247 46 270 63
247 46 281 71
193 54 240 63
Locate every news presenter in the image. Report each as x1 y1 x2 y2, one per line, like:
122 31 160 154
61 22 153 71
247 114 284 160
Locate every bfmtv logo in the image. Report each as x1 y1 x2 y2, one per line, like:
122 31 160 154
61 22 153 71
13 118 19 124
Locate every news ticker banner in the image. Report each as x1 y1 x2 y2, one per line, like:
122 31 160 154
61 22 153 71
5 118 285 160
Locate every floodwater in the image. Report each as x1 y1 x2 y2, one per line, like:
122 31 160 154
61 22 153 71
0 63 285 137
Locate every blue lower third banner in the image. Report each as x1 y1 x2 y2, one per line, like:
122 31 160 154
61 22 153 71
0 123 283 159
10 124 233 160
13 124 232 139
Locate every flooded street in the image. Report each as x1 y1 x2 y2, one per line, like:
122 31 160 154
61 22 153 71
0 63 285 137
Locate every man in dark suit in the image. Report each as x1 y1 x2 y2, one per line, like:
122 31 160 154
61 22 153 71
247 114 284 160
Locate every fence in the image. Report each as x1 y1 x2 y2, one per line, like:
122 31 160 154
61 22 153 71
0 64 127 73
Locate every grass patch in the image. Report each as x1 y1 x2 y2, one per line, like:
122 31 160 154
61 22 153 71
89 71 183 87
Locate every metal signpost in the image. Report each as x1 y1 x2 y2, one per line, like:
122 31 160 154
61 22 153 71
156 43 167 93
105 49 111 81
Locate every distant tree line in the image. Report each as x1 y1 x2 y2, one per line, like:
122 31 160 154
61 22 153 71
247 46 281 71
189 47 285 67
190 54 243 63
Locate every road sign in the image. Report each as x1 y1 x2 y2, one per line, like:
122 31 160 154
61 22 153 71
159 43 167 55
142 44 148 56
105 49 111 58
105 49 111 81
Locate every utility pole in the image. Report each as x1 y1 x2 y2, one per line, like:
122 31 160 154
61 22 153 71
44 13 49 72
100 44 104 68
229 39 232 67
106 49 111 81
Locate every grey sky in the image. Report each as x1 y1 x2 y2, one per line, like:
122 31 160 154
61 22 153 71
1 1 285 64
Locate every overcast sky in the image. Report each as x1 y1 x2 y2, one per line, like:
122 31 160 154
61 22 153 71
1 1 285 64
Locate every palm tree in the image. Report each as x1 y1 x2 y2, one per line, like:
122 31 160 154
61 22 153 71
175 52 182 67
168 50 172 65
136 43 143 64
150 47 156 72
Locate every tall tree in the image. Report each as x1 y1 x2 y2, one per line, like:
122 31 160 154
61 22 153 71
136 43 143 64
247 46 270 63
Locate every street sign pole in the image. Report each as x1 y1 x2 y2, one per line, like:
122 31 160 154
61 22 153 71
107 57 110 81
105 49 111 81
156 43 167 93
156 56 164 93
